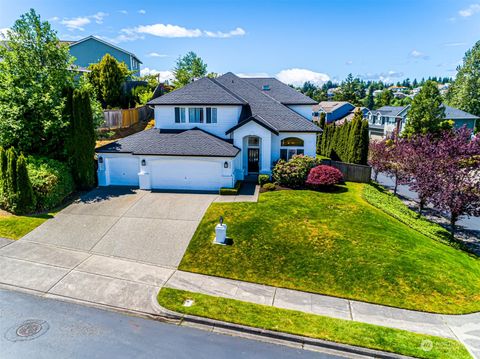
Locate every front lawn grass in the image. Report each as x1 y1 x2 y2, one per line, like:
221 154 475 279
0 212 52 240
179 182 480 314
158 288 472 359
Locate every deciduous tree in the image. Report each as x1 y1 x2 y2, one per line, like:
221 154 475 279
173 52 207 88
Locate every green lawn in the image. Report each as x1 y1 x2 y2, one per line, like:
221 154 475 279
0 213 52 240
158 288 471 359
179 183 480 314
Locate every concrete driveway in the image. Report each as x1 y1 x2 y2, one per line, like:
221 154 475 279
22 187 217 267
0 188 217 314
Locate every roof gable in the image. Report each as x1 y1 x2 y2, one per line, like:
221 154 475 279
69 35 142 63
147 77 247 106
242 77 317 105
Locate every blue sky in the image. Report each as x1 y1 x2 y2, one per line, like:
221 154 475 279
0 0 478 85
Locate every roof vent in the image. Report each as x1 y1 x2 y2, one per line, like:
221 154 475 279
262 85 270 91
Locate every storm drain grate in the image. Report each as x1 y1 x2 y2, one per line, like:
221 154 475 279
5 320 49 342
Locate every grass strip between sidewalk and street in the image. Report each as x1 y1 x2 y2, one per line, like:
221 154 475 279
158 288 472 359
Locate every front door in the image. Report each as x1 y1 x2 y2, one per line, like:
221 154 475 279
248 148 260 173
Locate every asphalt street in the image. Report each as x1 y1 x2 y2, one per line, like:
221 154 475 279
0 289 346 359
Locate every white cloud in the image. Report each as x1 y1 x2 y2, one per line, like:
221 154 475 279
61 16 90 31
410 49 429 60
459 4 480 17
205 27 246 38
237 72 270 78
444 42 467 47
135 24 203 38
345 60 353 65
147 52 168 57
119 10 128 14
138 9 146 15
60 12 108 31
140 68 174 82
118 23 246 41
275 68 330 86
49 16 59 21
91 12 108 24
359 70 404 83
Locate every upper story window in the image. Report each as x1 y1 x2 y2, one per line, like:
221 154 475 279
206 107 217 124
174 107 186 123
189 108 204 123
281 137 304 147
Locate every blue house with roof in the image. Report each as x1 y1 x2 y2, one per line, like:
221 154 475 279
67 36 142 74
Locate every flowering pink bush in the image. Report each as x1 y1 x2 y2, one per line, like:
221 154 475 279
305 165 343 188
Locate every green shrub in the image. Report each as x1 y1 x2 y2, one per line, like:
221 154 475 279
220 180 242 195
258 174 270 186
27 156 74 211
262 183 276 191
15 154 36 214
272 155 319 188
363 182 450 243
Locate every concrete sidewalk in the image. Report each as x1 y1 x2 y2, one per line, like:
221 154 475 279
1 238 478 358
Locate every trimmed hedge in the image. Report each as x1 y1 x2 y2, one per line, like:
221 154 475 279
363 182 451 243
27 156 74 211
220 180 242 195
258 174 270 186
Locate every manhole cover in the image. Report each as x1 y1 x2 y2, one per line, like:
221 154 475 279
5 320 49 342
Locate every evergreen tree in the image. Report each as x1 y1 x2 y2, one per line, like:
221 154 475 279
319 112 326 129
0 147 6 201
403 80 446 137
364 86 375 109
447 40 480 132
15 154 35 214
68 88 96 189
6 148 17 195
351 115 364 164
360 120 370 165
376 89 393 107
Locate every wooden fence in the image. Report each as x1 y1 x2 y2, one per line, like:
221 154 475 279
321 159 372 183
101 105 153 129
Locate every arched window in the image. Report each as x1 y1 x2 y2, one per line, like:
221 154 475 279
281 137 304 147
280 137 304 161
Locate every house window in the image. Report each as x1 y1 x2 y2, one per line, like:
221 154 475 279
174 107 186 123
280 148 304 161
206 107 217 124
281 137 304 147
189 108 203 123
280 137 304 160
248 136 260 147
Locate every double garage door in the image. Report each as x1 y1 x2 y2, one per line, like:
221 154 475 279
107 156 224 191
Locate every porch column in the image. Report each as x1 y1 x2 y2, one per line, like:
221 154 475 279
260 135 272 174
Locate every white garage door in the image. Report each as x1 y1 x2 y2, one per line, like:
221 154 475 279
151 158 223 191
108 157 139 186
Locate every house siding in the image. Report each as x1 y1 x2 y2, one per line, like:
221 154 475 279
154 105 243 139
69 38 140 73
287 105 313 120
271 132 317 162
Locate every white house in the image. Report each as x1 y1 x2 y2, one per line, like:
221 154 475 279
96 72 319 191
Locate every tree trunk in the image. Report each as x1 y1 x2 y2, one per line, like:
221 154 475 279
374 170 378 182
450 213 458 241
418 198 425 217
394 173 398 195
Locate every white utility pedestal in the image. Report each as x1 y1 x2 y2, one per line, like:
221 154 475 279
215 223 227 245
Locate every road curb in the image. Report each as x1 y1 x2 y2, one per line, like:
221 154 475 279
150 293 412 359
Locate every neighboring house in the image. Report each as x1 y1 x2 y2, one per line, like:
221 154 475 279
96 72 319 191
312 101 355 123
67 35 142 74
367 104 479 139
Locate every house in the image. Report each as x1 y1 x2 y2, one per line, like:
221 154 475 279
312 101 355 123
95 73 319 191
67 36 142 74
367 104 478 139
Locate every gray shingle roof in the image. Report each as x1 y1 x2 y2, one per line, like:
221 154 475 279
242 77 317 105
443 105 479 120
147 77 247 106
96 128 240 157
374 106 410 116
216 73 320 133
